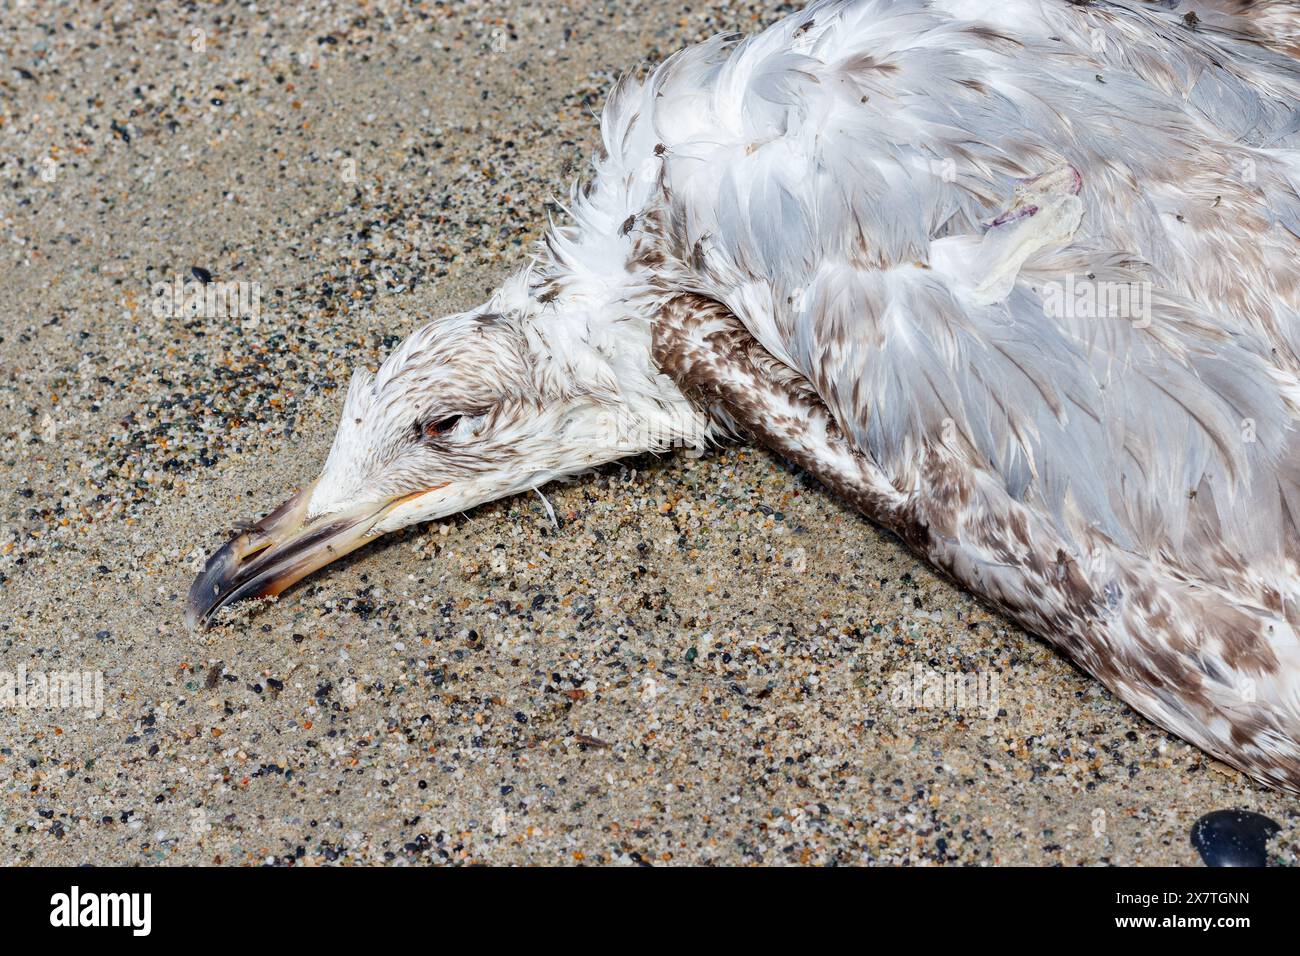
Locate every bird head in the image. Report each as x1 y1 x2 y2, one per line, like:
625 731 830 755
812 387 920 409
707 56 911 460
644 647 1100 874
185 291 697 629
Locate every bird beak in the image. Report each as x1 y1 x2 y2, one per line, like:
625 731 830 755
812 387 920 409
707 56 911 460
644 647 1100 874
184 483 396 629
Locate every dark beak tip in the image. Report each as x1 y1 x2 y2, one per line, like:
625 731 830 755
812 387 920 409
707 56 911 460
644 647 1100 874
182 486 368 629
185 539 241 630
183 586 216 630
183 603 206 631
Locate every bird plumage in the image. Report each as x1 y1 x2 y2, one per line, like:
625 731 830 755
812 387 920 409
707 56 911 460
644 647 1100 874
557 0 1300 789
191 0 1300 790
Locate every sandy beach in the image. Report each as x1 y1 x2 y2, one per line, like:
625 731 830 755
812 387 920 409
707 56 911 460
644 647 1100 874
1 0 1296 865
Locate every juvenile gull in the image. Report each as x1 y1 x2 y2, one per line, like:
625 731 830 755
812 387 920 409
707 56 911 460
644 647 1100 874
187 0 1300 792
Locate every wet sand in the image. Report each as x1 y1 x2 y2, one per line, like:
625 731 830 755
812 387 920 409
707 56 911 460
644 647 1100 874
1 0 1296 865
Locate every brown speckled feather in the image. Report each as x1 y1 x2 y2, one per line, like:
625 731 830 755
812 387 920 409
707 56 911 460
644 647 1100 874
633 1 1300 790
655 293 1300 791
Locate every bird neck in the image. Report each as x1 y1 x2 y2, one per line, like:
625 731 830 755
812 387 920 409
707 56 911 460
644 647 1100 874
483 225 714 460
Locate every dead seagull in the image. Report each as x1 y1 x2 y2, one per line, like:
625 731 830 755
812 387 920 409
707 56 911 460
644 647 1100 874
187 0 1300 792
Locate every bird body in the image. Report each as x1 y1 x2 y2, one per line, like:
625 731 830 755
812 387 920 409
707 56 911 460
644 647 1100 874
190 0 1300 791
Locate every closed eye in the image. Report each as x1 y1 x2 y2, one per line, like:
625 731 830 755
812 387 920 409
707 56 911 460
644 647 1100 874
422 415 462 441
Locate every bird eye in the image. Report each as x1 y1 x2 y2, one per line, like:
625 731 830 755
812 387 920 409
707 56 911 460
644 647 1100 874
422 415 462 440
